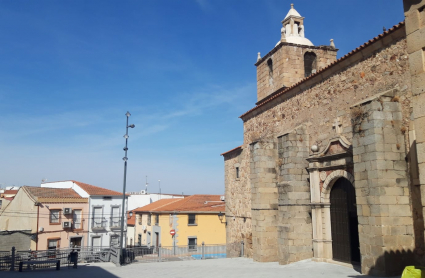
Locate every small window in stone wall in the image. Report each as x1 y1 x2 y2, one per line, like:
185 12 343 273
267 58 273 77
236 167 240 179
304 52 317 77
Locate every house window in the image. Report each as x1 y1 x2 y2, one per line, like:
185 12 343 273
111 206 120 227
188 214 196 225
110 235 119 247
92 207 104 229
50 210 61 224
188 237 197 251
0 200 2 209
92 236 101 247
304 52 317 77
138 234 142 246
236 167 240 179
48 239 59 250
155 214 159 225
73 209 82 229
147 214 151 226
48 238 60 257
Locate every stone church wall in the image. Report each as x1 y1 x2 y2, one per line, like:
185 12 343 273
249 140 279 262
277 125 312 264
351 91 415 275
223 148 253 257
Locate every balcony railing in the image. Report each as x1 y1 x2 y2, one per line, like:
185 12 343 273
110 217 122 229
92 217 107 230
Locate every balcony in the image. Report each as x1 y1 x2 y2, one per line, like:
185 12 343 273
92 217 107 231
110 217 122 230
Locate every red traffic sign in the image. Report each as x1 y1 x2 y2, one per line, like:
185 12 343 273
170 229 176 236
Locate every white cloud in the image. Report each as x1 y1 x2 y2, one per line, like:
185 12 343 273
195 0 212 12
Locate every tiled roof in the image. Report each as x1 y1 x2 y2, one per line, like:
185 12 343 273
133 198 182 212
72 181 123 196
23 186 83 199
3 190 18 194
220 145 242 156
240 21 405 119
134 195 225 213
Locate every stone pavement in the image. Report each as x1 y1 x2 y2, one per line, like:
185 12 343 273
3 258 400 278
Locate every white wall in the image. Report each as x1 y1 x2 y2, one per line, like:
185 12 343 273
127 225 135 246
41 181 89 198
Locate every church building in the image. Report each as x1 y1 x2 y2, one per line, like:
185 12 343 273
222 2 425 276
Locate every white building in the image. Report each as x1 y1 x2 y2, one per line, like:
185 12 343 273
41 180 128 248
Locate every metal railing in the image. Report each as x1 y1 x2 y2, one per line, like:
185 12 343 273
0 251 11 271
110 217 121 228
92 217 107 229
0 241 244 270
127 242 230 263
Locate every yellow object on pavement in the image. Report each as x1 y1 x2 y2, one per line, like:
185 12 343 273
402 266 425 278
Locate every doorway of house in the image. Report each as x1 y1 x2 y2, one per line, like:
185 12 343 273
330 177 360 264
70 237 82 250
155 232 159 253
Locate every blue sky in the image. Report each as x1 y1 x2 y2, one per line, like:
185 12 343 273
0 1 404 194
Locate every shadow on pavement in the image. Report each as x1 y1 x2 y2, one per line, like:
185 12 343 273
3 263 119 278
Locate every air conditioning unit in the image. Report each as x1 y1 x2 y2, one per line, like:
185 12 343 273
63 208 72 215
62 221 71 228
220 196 225 201
142 225 147 231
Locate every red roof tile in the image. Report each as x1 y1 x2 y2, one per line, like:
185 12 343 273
72 181 123 196
3 190 18 194
134 195 225 213
23 186 84 199
220 145 242 156
133 198 182 212
240 21 405 119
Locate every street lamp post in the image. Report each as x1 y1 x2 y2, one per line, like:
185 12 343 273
158 180 161 200
119 111 135 265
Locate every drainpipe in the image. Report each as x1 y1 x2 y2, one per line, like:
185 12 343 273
36 204 40 251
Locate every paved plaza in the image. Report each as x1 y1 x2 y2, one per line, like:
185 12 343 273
3 258 400 278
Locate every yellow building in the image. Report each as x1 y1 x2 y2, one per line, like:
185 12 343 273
133 195 225 249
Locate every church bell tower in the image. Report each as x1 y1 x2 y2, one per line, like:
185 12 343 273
255 4 338 103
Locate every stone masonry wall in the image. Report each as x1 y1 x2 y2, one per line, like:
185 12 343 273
256 44 337 102
223 148 253 257
404 0 425 266
351 93 415 276
250 140 278 262
277 125 312 264
0 231 32 251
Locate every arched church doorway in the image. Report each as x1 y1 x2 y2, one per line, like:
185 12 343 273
330 177 360 264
